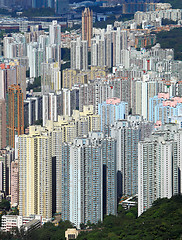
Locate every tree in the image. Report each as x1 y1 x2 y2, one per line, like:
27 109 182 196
26 76 41 92
0 199 10 211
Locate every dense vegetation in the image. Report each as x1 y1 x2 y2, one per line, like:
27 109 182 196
0 220 73 240
26 76 41 92
159 0 182 9
76 5 123 14
0 29 19 39
0 199 10 212
0 196 181 240
21 8 55 17
0 199 10 227
161 18 177 25
0 8 11 15
77 196 182 240
61 48 70 62
61 62 70 71
156 28 182 60
34 119 43 126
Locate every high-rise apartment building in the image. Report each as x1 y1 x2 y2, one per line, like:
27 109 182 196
15 64 26 100
49 21 61 46
0 148 15 196
62 67 108 90
138 124 181 216
134 79 157 120
98 98 128 131
82 8 93 47
111 116 153 197
19 127 52 219
24 96 42 128
11 160 19 207
0 63 26 100
61 132 117 228
111 120 140 197
90 27 128 68
48 105 100 213
6 85 24 149
0 99 6 149
18 105 101 219
62 88 79 116
42 92 62 126
70 38 88 71
149 93 182 124
41 62 61 94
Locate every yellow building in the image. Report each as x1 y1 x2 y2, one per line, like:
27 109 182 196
19 127 52 219
19 105 101 216
62 67 109 89
62 69 88 89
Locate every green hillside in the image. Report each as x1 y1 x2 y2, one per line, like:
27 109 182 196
159 0 182 9
77 196 182 240
0 196 181 239
156 28 182 60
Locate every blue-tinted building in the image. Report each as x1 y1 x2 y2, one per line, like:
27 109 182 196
149 94 182 124
98 98 128 131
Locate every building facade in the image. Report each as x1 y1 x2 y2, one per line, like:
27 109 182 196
6 85 24 148
82 8 93 48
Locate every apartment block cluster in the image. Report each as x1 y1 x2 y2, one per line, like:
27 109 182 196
0 5 182 232
134 8 182 26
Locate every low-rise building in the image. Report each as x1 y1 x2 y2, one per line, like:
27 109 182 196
1 215 42 232
65 228 79 240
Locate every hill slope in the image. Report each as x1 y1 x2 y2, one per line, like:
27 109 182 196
156 28 182 60
0 196 181 239
77 196 182 240
159 0 182 9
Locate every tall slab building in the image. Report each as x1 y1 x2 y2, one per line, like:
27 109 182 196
6 85 24 149
82 8 93 47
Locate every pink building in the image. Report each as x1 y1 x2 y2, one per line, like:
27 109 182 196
106 97 121 105
158 92 169 99
11 160 19 207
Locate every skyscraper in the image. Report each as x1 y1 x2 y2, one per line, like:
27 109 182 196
48 21 61 67
105 32 112 68
82 8 93 48
19 126 52 219
70 38 88 71
98 98 128 132
6 85 24 149
0 148 15 196
42 92 62 126
0 99 6 149
111 120 140 197
11 160 19 207
61 132 117 228
49 21 61 46
138 125 181 216
149 93 182 124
